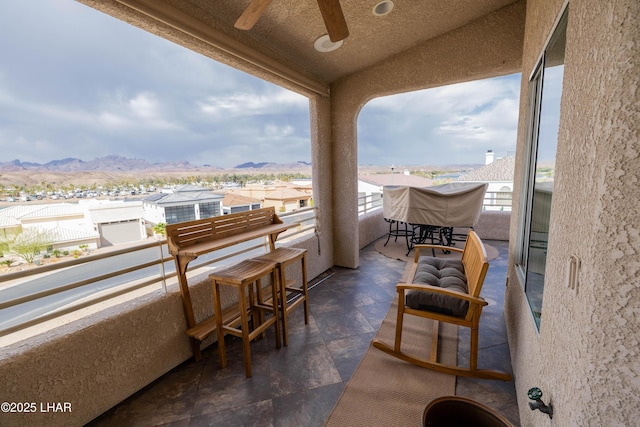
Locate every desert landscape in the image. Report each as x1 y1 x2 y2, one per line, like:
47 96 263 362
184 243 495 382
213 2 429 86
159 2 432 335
0 156 474 209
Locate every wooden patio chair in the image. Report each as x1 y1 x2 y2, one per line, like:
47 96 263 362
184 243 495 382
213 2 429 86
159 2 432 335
372 231 512 381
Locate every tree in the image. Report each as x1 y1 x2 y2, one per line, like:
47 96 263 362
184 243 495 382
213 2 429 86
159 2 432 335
3 227 55 264
152 222 167 236
0 228 10 257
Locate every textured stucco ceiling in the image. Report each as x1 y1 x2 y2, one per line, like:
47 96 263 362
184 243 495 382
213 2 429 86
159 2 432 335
182 0 520 81
82 0 519 90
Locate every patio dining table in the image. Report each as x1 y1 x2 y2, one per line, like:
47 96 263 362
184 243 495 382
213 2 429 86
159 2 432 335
382 182 488 255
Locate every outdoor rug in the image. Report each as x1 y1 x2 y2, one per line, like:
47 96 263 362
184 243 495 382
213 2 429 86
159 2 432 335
324 263 457 426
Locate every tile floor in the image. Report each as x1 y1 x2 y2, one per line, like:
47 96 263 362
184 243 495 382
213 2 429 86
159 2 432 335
87 240 520 426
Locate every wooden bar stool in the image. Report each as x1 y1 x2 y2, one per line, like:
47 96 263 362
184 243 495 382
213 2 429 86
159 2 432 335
253 247 309 346
210 259 280 378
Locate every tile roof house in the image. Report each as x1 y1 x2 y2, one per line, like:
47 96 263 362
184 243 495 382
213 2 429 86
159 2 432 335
262 187 312 212
457 156 515 182
457 156 516 210
220 192 261 214
0 204 98 252
229 185 313 213
0 201 145 252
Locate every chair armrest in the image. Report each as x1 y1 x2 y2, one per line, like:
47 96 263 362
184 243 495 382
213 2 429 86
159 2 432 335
396 282 488 306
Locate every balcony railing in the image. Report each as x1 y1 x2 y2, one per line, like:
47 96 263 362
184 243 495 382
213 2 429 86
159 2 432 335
482 190 513 211
0 188 509 339
0 207 316 338
358 193 383 215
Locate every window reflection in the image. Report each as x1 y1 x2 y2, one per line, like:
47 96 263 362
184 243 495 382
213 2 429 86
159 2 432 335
520 9 567 329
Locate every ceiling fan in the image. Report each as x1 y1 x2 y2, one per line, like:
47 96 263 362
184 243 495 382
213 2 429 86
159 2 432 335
234 0 349 42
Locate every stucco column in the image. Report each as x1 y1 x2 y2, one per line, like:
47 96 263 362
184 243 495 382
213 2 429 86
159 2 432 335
327 1 525 269
309 95 336 271
329 87 361 268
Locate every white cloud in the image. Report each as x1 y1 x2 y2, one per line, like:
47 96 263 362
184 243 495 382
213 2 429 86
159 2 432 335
128 93 160 119
97 112 130 129
198 89 307 117
359 74 521 165
264 124 294 137
0 1 517 169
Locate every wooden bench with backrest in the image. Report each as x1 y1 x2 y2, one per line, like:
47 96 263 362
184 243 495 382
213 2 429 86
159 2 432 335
166 207 293 360
372 230 512 381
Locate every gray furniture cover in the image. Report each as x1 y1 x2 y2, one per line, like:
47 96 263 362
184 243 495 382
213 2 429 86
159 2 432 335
382 182 488 227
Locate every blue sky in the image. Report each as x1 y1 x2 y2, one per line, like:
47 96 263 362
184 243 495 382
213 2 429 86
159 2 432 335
0 0 521 169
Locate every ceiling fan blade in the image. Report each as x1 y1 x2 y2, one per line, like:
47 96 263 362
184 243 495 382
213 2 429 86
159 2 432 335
234 0 274 30
316 0 349 42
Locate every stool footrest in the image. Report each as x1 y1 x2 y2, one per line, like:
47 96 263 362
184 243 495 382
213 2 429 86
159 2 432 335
186 304 242 341
253 302 276 311
285 297 306 313
222 316 278 339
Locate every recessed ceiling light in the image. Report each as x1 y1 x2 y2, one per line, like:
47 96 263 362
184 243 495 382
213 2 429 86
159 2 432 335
314 34 343 52
373 1 394 16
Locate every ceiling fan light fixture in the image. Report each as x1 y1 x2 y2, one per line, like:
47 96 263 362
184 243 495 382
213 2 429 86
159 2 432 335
314 34 344 52
372 1 394 16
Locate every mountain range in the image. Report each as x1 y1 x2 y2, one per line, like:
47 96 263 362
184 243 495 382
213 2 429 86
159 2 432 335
0 156 312 173
0 156 472 189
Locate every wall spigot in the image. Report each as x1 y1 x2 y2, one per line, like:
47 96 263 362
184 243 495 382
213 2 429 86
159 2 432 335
528 387 553 419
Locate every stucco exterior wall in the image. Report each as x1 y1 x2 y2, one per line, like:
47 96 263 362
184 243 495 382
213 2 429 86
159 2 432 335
1 284 194 426
0 235 327 427
358 210 388 249
474 211 511 241
505 0 640 424
331 1 525 268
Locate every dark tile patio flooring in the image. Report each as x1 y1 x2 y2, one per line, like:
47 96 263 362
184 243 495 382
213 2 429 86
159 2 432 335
87 240 519 426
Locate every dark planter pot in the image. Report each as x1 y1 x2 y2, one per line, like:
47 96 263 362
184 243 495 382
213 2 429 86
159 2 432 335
423 396 514 427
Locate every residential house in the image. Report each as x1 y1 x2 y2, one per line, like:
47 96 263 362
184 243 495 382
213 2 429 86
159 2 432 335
0 199 146 256
457 155 515 210
262 187 312 212
84 200 146 246
142 184 224 226
232 185 312 213
290 179 313 199
290 178 313 188
220 192 261 215
0 204 100 252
